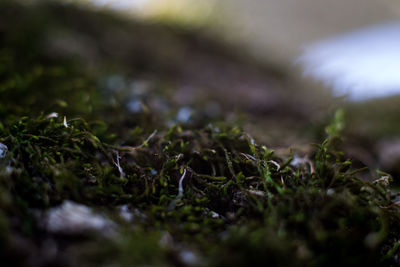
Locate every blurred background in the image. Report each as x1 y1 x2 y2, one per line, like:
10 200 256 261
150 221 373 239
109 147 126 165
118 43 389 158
65 0 399 63
66 0 400 101
3 0 400 176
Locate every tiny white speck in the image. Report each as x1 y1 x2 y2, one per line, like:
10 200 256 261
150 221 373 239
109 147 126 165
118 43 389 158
327 188 335 196
211 211 220 218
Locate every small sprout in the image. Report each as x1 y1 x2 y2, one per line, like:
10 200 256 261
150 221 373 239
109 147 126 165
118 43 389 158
177 168 187 199
142 129 157 147
63 116 68 127
167 168 188 210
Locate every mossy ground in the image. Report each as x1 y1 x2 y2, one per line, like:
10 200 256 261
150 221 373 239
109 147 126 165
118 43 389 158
1 1 400 266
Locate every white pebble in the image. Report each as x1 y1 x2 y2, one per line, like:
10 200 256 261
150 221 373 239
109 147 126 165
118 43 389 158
0 143 8 158
327 188 335 196
44 200 114 235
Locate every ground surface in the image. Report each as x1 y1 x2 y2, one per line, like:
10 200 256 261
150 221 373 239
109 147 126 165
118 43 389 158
1 1 400 266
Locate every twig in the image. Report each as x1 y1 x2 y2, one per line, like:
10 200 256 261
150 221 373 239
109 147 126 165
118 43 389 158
105 130 158 152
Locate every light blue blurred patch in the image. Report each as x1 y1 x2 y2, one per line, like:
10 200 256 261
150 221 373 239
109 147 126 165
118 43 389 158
298 22 400 101
176 107 193 123
106 75 126 92
126 98 143 113
129 80 151 96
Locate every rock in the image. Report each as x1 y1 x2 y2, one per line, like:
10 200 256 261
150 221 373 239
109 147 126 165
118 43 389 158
43 200 115 235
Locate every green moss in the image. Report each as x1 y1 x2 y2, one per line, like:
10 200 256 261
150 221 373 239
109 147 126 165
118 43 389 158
1 111 400 266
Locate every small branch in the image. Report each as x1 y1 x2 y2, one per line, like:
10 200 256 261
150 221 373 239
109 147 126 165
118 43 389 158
105 130 158 153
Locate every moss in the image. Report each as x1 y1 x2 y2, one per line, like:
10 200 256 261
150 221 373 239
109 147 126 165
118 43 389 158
1 110 400 266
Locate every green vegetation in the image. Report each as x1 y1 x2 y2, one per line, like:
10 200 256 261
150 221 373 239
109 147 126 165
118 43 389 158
1 1 400 266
